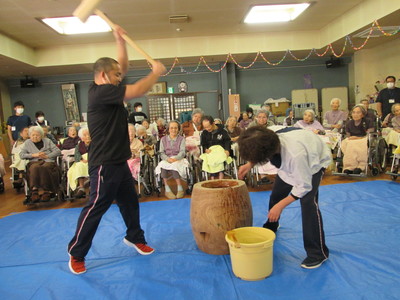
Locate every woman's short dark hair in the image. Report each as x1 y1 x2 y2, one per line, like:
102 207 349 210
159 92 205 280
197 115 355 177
202 115 214 124
35 111 44 118
238 126 280 164
134 102 143 108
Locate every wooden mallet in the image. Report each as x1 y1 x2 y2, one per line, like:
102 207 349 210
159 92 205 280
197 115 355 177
73 0 157 66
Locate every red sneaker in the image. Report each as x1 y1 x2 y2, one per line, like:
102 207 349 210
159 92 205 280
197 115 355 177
123 238 155 255
69 256 86 274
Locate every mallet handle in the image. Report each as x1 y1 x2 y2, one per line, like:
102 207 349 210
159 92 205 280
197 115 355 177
94 9 157 66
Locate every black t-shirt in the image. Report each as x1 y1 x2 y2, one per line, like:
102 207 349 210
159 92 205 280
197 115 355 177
128 111 148 125
376 87 400 118
87 83 130 167
345 118 373 137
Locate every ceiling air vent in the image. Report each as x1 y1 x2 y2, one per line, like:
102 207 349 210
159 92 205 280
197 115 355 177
169 15 189 23
353 26 399 38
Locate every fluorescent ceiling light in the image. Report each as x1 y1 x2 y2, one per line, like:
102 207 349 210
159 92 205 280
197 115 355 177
41 15 111 35
244 3 310 24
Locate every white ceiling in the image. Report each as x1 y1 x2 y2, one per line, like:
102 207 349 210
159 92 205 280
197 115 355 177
0 0 399 79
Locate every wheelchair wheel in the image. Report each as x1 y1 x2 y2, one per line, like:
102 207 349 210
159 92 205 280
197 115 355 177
371 167 380 177
391 175 398 181
143 186 152 196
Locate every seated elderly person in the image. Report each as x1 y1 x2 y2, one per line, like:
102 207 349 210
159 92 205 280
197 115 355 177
341 105 374 174
182 108 204 160
155 120 188 199
61 126 80 163
62 126 80 150
225 116 242 159
182 108 204 137
294 109 325 134
19 126 61 202
360 99 377 127
225 116 242 143
156 118 167 140
127 123 143 181
382 103 400 128
136 125 157 157
283 109 294 126
10 127 30 187
262 104 275 124
323 98 348 132
67 127 91 199
382 103 400 151
248 109 275 128
141 118 158 138
200 116 232 180
43 126 58 145
238 112 252 129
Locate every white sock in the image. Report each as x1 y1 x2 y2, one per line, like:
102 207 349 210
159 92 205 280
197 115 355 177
177 185 183 191
165 185 171 192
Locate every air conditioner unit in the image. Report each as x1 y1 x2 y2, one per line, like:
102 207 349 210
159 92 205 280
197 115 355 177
169 15 189 23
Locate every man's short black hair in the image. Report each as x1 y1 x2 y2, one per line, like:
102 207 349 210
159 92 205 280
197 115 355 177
93 57 119 75
386 75 396 82
201 115 214 124
19 126 29 133
14 101 24 108
133 102 143 108
238 126 280 164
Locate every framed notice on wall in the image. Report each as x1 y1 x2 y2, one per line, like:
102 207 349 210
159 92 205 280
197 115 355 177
61 84 80 123
147 82 167 95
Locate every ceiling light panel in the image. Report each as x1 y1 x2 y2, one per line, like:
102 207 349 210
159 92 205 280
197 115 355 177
244 3 310 24
41 15 111 35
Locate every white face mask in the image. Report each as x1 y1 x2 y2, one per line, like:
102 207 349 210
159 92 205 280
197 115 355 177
37 116 44 122
137 107 142 112
387 82 395 89
16 108 24 114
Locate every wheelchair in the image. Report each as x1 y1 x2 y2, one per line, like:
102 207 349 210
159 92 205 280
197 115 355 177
333 131 389 177
385 136 400 181
137 145 158 197
22 157 67 205
199 146 238 181
154 155 193 197
10 142 28 193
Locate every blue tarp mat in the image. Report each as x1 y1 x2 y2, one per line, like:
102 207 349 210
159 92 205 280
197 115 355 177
0 180 399 300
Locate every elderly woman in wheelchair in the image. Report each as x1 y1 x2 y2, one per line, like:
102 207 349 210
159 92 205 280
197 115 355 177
155 120 189 199
19 126 61 202
340 105 375 175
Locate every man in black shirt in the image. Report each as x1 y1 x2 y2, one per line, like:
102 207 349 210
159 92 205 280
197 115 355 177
68 25 166 275
128 102 148 125
376 76 400 119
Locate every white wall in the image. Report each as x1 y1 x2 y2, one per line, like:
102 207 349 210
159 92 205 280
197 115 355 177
350 38 400 104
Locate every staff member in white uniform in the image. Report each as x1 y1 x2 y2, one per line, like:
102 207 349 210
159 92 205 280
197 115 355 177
238 126 331 269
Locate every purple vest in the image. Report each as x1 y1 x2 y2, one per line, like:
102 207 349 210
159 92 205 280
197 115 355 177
162 135 184 157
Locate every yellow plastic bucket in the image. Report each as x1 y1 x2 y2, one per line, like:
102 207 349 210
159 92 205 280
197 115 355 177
225 227 276 281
